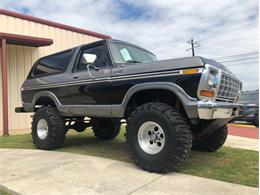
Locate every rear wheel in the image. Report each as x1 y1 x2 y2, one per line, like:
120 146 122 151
92 118 121 140
192 125 228 152
126 102 192 173
32 106 65 150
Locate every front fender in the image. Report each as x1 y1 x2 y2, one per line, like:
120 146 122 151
111 82 199 118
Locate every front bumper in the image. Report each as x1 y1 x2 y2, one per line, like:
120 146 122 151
197 100 242 119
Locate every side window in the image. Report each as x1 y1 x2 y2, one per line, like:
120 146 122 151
32 50 73 77
77 44 109 72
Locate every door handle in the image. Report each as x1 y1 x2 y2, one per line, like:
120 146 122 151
72 75 79 79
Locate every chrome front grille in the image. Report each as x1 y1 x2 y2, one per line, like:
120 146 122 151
217 73 241 102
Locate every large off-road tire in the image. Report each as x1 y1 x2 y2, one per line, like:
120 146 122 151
192 125 228 152
126 102 192 173
92 118 121 140
32 106 65 150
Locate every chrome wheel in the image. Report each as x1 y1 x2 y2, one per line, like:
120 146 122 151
138 121 165 154
37 119 48 140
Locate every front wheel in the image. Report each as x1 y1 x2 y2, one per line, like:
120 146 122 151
192 125 228 152
126 102 192 173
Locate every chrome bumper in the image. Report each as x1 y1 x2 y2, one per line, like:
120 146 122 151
197 100 242 119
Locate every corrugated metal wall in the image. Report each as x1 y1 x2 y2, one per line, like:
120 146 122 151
7 45 38 130
0 14 100 57
0 14 101 131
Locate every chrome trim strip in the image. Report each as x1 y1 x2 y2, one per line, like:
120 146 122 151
25 77 109 90
111 69 180 79
23 69 186 90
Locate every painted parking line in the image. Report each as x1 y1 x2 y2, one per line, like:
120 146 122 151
229 123 257 128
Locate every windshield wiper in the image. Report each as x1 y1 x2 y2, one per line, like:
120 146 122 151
126 60 141 64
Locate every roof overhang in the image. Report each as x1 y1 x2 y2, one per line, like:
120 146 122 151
0 9 111 39
0 32 53 47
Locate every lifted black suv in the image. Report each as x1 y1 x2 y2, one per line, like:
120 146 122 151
16 39 242 173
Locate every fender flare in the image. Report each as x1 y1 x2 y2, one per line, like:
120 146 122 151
32 91 62 108
111 82 199 118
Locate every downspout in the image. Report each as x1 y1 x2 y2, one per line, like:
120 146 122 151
1 39 9 136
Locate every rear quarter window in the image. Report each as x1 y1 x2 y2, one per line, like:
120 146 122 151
31 49 74 77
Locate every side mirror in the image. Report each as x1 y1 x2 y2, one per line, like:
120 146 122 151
83 53 97 64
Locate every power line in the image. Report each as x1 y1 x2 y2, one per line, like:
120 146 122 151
197 20 257 43
200 39 258 51
213 52 259 60
219 56 259 63
224 61 259 67
196 17 257 41
171 16 258 56
201 40 258 53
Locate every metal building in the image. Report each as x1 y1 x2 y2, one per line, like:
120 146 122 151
0 9 111 135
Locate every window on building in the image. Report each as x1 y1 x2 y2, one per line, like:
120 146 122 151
32 49 74 77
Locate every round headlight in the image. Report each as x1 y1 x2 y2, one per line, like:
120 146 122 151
207 69 219 88
208 74 214 86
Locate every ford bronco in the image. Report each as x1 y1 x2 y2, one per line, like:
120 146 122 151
16 39 242 173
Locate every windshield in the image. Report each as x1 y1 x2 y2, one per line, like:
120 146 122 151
240 92 259 102
110 42 157 64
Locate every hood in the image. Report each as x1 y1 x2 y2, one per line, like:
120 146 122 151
119 56 235 77
122 56 205 75
135 56 233 74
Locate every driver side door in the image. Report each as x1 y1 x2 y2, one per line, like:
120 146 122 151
65 43 112 115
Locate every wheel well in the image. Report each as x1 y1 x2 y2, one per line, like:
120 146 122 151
34 96 57 110
124 89 186 118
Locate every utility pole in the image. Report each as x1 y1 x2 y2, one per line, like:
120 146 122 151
186 38 199 56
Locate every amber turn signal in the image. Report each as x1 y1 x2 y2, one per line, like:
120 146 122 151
200 89 215 97
181 68 200 74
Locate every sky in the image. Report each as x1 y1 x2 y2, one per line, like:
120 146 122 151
0 0 259 90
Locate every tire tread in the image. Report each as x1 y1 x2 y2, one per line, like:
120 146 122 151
32 106 65 150
126 102 192 173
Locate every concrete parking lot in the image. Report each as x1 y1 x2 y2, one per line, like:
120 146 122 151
0 149 258 195
0 123 258 195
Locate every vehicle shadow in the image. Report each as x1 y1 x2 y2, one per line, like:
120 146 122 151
58 129 130 162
